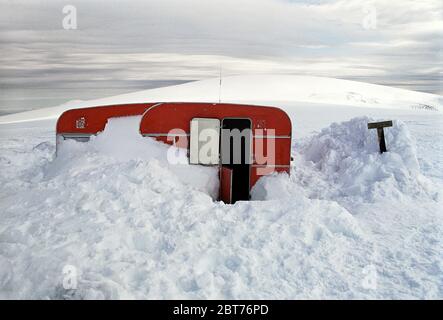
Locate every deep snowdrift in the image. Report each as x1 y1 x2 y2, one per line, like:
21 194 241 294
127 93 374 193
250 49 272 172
0 115 441 299
253 117 438 203
56 117 219 199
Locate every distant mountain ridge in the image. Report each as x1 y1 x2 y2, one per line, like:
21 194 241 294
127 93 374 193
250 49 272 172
0 75 441 124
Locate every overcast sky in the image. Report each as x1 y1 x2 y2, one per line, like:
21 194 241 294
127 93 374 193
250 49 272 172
0 0 441 113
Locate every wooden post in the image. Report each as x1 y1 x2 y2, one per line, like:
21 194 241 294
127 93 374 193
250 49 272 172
367 120 393 153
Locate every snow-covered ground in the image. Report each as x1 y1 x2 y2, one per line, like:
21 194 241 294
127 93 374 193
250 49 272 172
0 75 441 124
0 75 441 299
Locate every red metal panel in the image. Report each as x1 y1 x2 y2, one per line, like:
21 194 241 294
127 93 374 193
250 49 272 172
220 167 233 204
140 102 291 137
56 103 157 135
139 102 292 190
252 137 292 166
56 101 292 193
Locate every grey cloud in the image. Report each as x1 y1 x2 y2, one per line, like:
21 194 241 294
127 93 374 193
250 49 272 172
0 0 441 111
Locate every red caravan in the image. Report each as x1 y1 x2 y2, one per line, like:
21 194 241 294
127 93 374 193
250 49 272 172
56 102 292 203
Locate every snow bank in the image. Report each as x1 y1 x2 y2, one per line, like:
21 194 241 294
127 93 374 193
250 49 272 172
0 114 441 299
56 116 219 199
253 117 438 203
300 117 438 201
0 116 381 299
249 118 442 300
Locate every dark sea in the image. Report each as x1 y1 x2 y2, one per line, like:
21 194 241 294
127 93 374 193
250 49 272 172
0 80 191 116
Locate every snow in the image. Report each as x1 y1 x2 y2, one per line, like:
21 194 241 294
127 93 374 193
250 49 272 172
56 116 219 199
293 117 437 202
0 75 441 124
0 75 442 299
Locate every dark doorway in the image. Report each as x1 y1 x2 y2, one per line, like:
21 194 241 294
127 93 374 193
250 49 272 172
220 118 252 203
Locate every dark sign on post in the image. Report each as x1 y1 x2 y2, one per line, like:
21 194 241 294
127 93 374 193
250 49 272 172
368 120 393 153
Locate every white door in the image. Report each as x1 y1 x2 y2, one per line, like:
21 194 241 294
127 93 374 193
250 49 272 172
189 118 220 165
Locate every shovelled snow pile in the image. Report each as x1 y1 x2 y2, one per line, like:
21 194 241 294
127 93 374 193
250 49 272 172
253 117 438 203
55 116 219 199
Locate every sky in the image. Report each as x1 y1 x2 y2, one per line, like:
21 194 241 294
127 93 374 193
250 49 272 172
0 0 442 113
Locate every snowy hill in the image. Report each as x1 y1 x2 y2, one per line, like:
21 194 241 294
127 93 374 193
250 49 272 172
0 75 441 124
0 75 442 299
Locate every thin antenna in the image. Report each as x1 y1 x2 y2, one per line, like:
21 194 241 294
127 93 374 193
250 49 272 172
218 66 222 103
